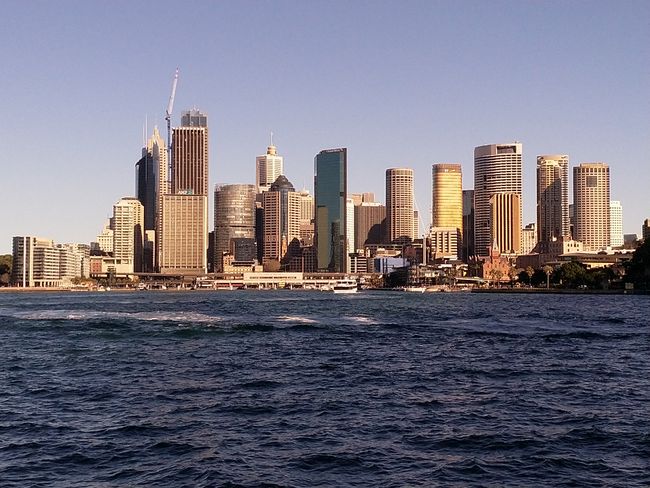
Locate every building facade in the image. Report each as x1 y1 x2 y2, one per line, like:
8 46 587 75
573 163 610 251
160 109 209 274
462 189 475 262
354 202 386 252
214 184 256 272
537 154 569 244
431 163 463 259
256 142 284 193
262 176 301 266
386 168 414 244
489 192 522 255
112 197 144 274
474 143 522 256
610 200 623 248
314 148 347 272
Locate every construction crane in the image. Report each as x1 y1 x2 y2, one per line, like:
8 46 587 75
165 68 179 182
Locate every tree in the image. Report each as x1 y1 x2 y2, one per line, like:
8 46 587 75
543 265 554 289
558 261 587 288
525 266 534 286
0 254 11 287
624 239 650 290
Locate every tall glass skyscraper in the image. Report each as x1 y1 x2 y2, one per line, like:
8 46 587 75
314 148 347 272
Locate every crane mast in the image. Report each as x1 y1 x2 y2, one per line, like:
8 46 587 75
165 68 179 185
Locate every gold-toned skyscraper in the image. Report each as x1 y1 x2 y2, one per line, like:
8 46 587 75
431 163 463 259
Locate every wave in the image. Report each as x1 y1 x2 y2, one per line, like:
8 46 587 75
9 309 224 324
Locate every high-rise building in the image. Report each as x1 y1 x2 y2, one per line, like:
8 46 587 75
610 200 623 248
135 152 155 232
474 143 522 256
112 197 144 273
354 202 386 251
573 163 610 251
172 110 209 196
256 140 284 194
160 195 208 273
262 176 301 266
213 184 256 272
314 148 347 272
145 127 168 271
431 163 463 259
462 190 475 261
346 198 355 272
386 168 414 244
643 219 650 241
537 155 569 244
521 223 537 255
489 192 521 255
160 109 209 274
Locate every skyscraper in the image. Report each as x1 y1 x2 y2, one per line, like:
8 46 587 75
135 151 155 232
172 109 209 196
214 184 256 271
386 168 414 244
314 148 347 272
536 155 569 244
462 190 475 261
144 126 168 272
431 163 463 259
256 140 284 193
474 143 522 256
160 109 209 274
112 197 144 273
610 200 623 248
262 176 302 267
354 202 386 251
573 163 610 251
489 192 521 255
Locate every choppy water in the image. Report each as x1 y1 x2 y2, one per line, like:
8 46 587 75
1 290 649 487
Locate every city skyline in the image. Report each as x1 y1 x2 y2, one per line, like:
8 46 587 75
2 1 649 254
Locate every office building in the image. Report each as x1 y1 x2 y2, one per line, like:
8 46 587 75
537 155 569 243
386 168 414 244
573 163 610 251
643 219 650 241
256 140 284 193
160 109 209 274
314 148 347 272
429 227 460 261
462 190 475 261
11 236 85 287
474 143 522 256
262 175 301 266
521 223 537 255
431 163 463 259
610 200 623 248
346 198 355 272
160 195 208 273
145 127 168 271
354 202 386 252
112 197 144 273
214 184 256 272
490 192 521 255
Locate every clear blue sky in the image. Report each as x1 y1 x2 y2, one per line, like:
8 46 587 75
1 0 649 254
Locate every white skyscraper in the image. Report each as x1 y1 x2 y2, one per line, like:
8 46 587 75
113 197 145 274
610 200 623 248
256 139 284 193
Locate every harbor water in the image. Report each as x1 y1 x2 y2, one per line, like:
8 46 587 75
1 291 649 486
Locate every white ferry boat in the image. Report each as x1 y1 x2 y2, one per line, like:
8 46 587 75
332 278 358 294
